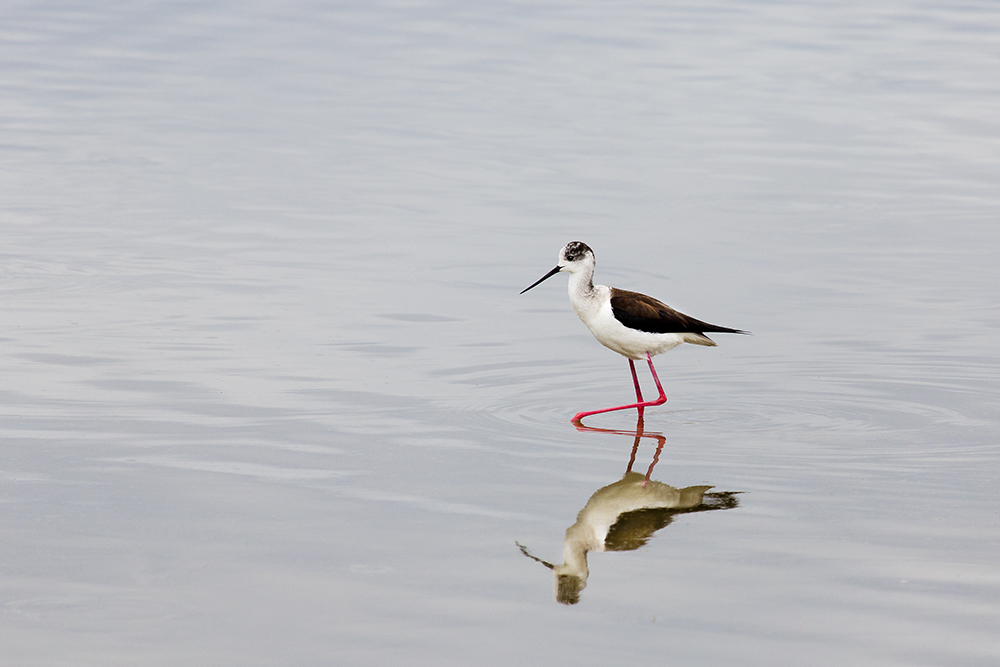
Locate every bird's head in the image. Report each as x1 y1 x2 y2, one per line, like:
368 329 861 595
520 241 595 294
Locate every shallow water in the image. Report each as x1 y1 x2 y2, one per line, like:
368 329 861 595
2 1 999 664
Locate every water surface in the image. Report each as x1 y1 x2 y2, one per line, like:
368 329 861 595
2 1 999 665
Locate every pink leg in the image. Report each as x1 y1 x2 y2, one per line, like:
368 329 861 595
644 435 664 485
624 415 643 473
629 359 645 417
571 353 667 423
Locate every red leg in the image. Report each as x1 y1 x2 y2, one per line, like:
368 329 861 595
571 353 667 423
624 415 643 473
644 352 666 405
644 433 664 485
629 359 644 417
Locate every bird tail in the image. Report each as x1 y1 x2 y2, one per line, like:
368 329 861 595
687 323 750 346
701 324 750 335
682 333 718 347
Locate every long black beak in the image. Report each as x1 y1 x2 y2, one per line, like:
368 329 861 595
520 265 562 294
515 541 555 569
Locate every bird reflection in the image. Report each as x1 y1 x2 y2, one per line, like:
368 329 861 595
518 416 739 605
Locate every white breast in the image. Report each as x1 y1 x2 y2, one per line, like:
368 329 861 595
570 284 685 361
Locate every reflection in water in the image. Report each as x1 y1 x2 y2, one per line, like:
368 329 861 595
518 417 739 605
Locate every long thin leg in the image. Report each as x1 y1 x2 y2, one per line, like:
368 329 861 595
644 434 664 485
624 415 643 473
571 353 667 423
629 359 644 417
645 352 666 403
574 414 666 485
628 359 642 419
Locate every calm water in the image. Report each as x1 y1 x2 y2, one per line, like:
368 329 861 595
2 0 999 664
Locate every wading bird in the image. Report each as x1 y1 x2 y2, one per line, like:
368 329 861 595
521 241 747 422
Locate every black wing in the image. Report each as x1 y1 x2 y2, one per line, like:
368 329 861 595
610 289 747 335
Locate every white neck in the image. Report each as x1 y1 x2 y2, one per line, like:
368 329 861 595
556 522 592 580
567 261 595 298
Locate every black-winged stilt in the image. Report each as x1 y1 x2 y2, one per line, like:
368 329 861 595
516 478 718 604
516 413 740 604
521 241 747 422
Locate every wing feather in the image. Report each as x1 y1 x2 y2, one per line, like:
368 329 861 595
610 289 747 336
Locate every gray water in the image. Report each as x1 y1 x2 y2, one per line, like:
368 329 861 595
2 1 998 664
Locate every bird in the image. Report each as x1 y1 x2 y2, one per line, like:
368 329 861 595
520 241 747 422
516 473 738 604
